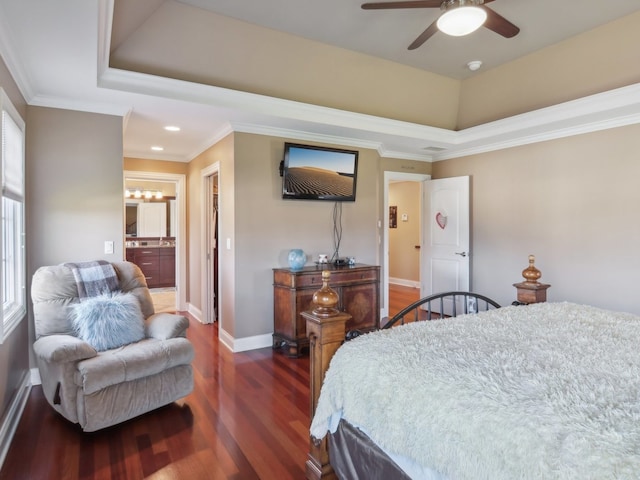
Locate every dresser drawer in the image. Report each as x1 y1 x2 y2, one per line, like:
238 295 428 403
295 268 378 287
330 269 378 285
294 273 325 288
276 266 379 289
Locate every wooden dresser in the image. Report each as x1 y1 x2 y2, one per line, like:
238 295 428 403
273 263 380 357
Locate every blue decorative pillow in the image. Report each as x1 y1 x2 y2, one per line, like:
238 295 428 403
71 292 145 351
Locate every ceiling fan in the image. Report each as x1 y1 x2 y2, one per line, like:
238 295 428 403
361 0 520 50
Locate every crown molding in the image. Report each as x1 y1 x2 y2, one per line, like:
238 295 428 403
97 0 114 80
28 93 130 117
432 82 640 160
186 123 234 162
98 66 456 145
9 0 640 164
101 65 640 162
123 150 192 163
228 121 435 161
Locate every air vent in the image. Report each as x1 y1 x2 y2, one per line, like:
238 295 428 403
422 146 447 152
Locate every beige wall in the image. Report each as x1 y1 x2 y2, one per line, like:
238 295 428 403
433 123 640 315
388 182 421 283
124 157 189 176
0 56 29 446
237 133 380 338
458 11 640 129
110 1 460 129
26 106 124 362
187 134 235 334
27 107 124 266
185 132 381 340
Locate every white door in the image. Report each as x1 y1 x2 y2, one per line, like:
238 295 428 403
421 176 470 312
169 199 177 237
137 202 167 238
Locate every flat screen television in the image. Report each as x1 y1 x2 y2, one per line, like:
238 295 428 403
281 142 359 201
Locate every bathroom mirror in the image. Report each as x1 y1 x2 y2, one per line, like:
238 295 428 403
125 180 176 238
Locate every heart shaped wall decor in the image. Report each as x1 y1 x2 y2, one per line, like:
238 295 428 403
435 212 447 230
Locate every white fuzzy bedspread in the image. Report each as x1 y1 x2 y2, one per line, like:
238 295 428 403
310 302 640 479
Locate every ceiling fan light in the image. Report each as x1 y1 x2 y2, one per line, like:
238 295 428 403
437 6 487 36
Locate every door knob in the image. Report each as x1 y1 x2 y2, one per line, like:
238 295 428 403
455 251 467 257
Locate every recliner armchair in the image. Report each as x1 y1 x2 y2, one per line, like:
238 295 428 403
31 261 194 432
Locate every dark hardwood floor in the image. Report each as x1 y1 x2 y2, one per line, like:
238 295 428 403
1 285 419 480
384 283 439 326
387 283 420 318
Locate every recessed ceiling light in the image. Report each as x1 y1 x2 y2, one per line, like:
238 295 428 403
164 125 181 132
151 146 164 151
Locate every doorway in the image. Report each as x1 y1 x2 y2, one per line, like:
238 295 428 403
382 172 429 318
201 163 219 325
124 171 187 311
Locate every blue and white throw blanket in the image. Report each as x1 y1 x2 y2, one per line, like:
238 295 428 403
64 260 119 300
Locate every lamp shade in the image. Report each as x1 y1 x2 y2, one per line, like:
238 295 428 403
437 6 487 36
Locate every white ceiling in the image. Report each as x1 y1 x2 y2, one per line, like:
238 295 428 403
0 0 639 163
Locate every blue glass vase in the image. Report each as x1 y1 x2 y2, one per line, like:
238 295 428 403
287 249 306 270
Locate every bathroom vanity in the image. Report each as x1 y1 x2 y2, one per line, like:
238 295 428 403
125 239 175 288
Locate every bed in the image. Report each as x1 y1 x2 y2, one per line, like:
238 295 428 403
307 294 640 480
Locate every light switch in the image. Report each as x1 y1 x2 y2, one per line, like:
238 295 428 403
104 241 114 254
226 238 231 250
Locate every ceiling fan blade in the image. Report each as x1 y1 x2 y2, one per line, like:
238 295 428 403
481 5 520 38
362 1 442 10
408 20 439 50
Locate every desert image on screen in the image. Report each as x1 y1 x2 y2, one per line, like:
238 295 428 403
284 167 354 197
283 145 356 198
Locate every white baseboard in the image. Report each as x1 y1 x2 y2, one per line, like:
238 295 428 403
389 277 420 289
187 303 203 322
30 368 41 386
218 328 273 353
0 371 31 471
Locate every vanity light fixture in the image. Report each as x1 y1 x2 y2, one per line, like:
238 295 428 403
124 187 164 199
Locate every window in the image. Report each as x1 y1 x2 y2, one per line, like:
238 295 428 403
1 89 25 341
